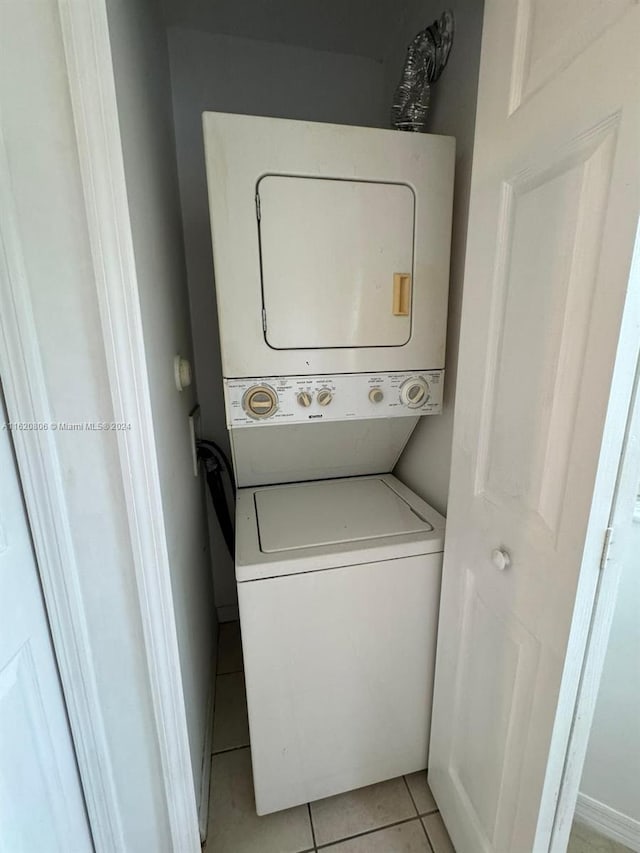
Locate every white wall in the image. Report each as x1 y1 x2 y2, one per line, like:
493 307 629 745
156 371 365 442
390 0 484 515
579 513 640 828
106 0 214 799
167 27 387 612
0 2 172 847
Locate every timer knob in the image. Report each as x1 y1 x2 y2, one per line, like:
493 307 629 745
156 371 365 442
317 389 333 407
242 384 278 419
369 388 384 403
297 391 312 408
400 377 430 409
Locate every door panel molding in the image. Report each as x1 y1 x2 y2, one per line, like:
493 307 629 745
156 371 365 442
475 114 619 542
509 0 633 114
448 569 540 852
0 125 124 850
0 643 70 845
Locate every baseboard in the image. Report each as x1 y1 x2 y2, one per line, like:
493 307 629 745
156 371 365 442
217 604 239 622
198 674 216 842
575 792 640 852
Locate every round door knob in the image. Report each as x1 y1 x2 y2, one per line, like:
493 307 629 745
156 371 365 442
317 389 333 406
242 384 278 419
400 376 430 409
297 391 312 408
491 548 511 571
369 388 384 403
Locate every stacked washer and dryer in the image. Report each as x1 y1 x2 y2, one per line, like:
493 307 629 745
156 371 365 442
203 112 455 815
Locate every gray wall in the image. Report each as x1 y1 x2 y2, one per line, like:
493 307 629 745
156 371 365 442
167 27 388 613
390 0 485 515
106 0 214 798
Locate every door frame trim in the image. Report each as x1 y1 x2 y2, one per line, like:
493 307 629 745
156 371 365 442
0 126 125 849
56 0 201 849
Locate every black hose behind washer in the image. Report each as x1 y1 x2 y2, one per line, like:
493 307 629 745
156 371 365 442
197 440 235 559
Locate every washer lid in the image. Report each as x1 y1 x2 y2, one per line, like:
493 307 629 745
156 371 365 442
255 477 432 553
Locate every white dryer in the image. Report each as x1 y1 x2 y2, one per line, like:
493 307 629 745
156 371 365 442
235 475 445 815
203 112 455 380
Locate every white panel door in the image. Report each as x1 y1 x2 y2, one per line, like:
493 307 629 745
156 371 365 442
429 2 639 852
259 176 414 349
0 393 93 852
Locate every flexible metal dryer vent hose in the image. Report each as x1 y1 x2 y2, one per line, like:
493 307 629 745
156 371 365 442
391 10 455 133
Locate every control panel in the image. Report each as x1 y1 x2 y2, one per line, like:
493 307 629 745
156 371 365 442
224 370 444 427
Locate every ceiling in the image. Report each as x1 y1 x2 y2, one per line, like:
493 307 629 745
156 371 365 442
160 0 414 62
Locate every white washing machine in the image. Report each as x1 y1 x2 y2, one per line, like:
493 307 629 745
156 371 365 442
235 475 445 815
203 113 455 815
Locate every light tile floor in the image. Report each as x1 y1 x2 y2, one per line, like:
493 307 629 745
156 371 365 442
211 671 250 752
204 621 456 853
217 619 243 675
568 821 633 853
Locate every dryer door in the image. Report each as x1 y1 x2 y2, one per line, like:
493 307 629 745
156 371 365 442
258 176 415 349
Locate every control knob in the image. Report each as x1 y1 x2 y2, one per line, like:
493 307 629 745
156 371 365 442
369 388 384 403
242 384 278 419
297 391 312 408
400 376 430 409
317 389 333 407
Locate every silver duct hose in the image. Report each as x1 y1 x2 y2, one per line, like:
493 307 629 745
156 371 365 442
391 10 455 132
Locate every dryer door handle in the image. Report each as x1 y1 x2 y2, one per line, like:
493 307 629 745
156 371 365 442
392 273 411 316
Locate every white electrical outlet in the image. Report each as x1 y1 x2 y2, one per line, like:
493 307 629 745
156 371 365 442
188 404 201 477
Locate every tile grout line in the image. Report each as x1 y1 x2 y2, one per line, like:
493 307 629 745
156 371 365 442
202 625 224 852
214 670 245 680
402 771 440 817
201 753 213 852
315 815 427 850
403 774 422 818
211 742 250 757
403 775 436 852
420 817 436 853
422 811 443 853
307 802 318 850
211 655 249 755
403 773 439 818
